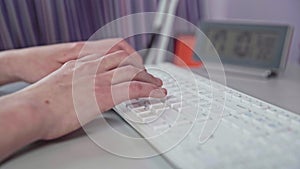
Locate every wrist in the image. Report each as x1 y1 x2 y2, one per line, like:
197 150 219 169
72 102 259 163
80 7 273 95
0 91 50 160
0 91 48 141
0 50 22 85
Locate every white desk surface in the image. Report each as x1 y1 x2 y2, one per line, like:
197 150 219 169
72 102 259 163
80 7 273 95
1 63 300 169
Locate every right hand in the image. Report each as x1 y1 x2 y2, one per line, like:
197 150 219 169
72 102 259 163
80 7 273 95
18 50 167 140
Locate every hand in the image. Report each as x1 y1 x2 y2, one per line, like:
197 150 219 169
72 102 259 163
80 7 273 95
19 50 167 140
1 38 136 84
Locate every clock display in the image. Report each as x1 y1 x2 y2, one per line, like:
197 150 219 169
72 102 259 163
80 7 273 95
197 21 291 69
206 28 279 63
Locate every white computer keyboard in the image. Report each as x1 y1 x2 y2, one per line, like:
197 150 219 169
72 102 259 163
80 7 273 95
114 63 300 169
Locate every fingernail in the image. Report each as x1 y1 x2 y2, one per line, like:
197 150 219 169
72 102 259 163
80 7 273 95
155 78 163 86
150 88 167 98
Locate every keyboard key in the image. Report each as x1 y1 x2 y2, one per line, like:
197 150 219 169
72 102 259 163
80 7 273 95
136 111 157 123
149 102 165 109
148 119 170 131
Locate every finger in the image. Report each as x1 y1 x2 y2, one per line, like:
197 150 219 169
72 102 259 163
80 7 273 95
113 81 167 104
96 81 167 111
78 38 136 58
108 38 136 54
100 65 162 86
77 40 113 58
78 53 101 62
72 50 145 77
79 50 143 68
96 50 144 72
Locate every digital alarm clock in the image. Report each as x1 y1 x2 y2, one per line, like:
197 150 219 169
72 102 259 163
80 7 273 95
196 20 293 72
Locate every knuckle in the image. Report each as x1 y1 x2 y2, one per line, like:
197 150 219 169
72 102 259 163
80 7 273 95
132 53 143 63
101 50 128 68
130 82 144 92
116 50 128 58
64 60 76 69
67 42 84 56
99 55 109 69
71 41 84 50
124 65 140 75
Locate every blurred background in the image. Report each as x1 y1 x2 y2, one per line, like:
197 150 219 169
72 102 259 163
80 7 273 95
0 0 202 51
0 0 299 64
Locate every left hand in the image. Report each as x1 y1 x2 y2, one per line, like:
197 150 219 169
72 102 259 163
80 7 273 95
7 38 136 83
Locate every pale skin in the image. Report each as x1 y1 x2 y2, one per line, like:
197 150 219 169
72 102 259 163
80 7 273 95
0 38 167 162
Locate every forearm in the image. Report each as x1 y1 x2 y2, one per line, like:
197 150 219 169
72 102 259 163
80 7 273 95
0 50 21 85
0 91 45 162
0 42 84 85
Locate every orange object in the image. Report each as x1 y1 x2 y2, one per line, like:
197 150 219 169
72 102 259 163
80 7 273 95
174 35 202 67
